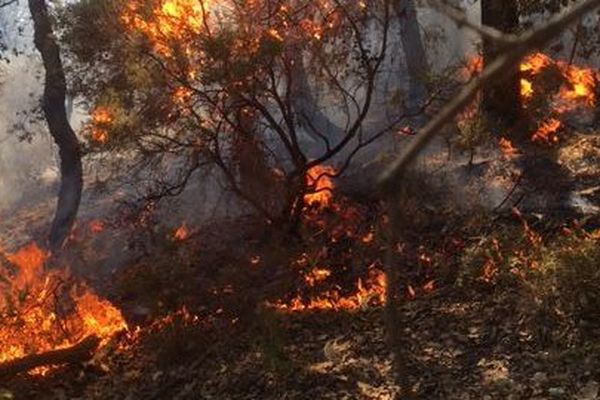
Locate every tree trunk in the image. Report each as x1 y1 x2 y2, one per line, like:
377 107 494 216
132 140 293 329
28 0 83 252
395 0 429 115
290 53 345 152
481 0 522 126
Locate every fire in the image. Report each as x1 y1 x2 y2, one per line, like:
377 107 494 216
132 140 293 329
0 243 127 372
271 265 386 312
520 52 598 110
464 52 598 110
89 106 113 144
121 0 210 59
557 63 598 109
498 137 518 159
173 222 190 240
304 165 336 210
532 118 561 144
89 219 105 234
304 267 332 287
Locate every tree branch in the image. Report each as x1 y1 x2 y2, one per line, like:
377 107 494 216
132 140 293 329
0 336 100 378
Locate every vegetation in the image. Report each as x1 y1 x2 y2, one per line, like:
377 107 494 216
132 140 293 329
0 0 599 399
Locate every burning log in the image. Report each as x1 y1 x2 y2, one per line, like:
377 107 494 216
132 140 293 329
0 335 100 378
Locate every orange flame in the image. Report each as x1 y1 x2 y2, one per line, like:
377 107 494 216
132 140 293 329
304 165 336 210
0 243 127 372
532 118 561 144
498 137 518 159
174 222 190 240
89 106 113 144
271 266 386 312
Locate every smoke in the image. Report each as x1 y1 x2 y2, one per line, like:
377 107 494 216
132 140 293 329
0 56 58 214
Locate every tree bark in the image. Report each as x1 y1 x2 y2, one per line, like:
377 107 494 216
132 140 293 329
481 0 522 126
395 0 429 114
28 0 83 252
290 53 346 151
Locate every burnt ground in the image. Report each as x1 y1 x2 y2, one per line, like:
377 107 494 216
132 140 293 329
3 132 600 399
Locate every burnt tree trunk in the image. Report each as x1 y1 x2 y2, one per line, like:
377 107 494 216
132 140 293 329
29 0 83 252
481 0 522 126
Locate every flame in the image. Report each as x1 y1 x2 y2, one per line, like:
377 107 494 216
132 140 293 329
520 52 598 110
465 52 598 110
304 165 336 210
498 137 518 159
89 106 113 144
304 267 332 287
271 265 386 312
121 0 210 59
89 219 105 234
532 118 561 144
0 243 127 372
173 222 190 241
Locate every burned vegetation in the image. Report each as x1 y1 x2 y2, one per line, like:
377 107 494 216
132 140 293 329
1 0 600 399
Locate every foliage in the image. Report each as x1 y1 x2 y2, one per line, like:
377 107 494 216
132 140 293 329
57 0 401 224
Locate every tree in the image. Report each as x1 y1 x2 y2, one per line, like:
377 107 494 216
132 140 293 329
481 0 522 127
28 0 83 251
395 0 429 114
59 0 414 228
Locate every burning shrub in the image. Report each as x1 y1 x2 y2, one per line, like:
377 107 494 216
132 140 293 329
0 243 127 372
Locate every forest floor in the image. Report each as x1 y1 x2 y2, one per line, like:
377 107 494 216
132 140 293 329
3 132 600 399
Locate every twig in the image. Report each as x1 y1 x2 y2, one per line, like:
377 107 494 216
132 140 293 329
378 0 600 194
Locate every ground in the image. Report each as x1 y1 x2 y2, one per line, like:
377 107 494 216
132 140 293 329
2 131 600 399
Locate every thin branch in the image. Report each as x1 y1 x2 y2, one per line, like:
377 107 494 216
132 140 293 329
0 0 17 8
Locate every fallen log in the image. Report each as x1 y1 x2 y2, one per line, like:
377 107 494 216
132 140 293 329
0 335 101 379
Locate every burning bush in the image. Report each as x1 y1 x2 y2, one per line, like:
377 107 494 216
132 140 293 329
0 243 127 373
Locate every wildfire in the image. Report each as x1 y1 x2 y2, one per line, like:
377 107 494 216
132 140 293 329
89 219 105 234
173 222 190 241
520 52 598 110
304 165 336 210
464 52 598 110
532 118 562 144
271 266 386 312
0 243 127 373
121 0 210 59
89 106 113 144
498 137 518 159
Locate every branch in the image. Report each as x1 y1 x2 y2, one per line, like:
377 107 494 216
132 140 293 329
0 336 100 378
0 0 17 8
378 0 600 194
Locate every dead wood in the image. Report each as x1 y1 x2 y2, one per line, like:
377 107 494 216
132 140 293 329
0 335 100 379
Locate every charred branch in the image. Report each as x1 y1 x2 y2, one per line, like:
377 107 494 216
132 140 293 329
0 335 100 378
